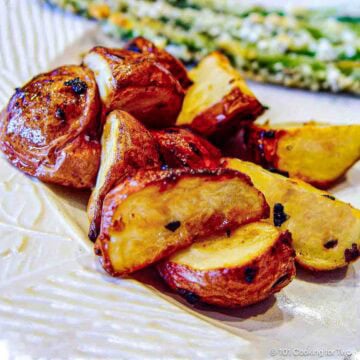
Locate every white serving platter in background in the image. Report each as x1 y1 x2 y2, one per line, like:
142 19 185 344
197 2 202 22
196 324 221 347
0 1 359 359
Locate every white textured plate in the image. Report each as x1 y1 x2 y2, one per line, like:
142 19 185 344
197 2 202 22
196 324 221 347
0 1 359 359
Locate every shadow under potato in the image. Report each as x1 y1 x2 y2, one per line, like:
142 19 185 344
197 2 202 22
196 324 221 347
295 263 356 286
132 266 282 322
45 182 91 212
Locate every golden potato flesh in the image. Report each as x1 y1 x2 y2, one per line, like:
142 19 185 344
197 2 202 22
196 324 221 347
226 158 360 271
83 46 185 128
87 110 160 241
0 65 101 188
158 222 295 308
176 52 264 138
95 168 270 276
229 122 360 189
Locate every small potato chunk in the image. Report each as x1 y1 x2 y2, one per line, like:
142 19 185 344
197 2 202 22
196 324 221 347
125 37 192 89
87 110 160 241
0 65 101 189
152 127 221 169
176 52 264 138
227 122 360 189
226 158 360 271
83 46 185 128
96 168 270 276
158 222 295 308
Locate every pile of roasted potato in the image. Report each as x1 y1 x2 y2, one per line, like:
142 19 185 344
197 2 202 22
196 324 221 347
1 37 359 308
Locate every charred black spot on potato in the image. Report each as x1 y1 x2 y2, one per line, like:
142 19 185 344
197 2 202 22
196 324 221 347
272 274 290 289
344 243 360 263
55 107 66 121
226 229 231 238
64 77 88 95
244 267 257 283
177 289 200 305
324 239 338 249
262 130 276 139
156 102 167 109
273 203 289 227
267 167 289 178
322 194 336 201
163 128 179 134
127 44 141 53
88 224 98 242
189 142 202 156
165 220 181 232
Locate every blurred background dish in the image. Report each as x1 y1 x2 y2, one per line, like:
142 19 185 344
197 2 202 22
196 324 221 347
48 0 360 94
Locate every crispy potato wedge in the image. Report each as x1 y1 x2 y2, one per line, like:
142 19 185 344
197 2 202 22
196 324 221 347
0 65 101 189
125 37 192 89
87 110 160 241
176 52 264 138
152 127 221 169
158 222 295 307
227 122 360 189
226 158 360 271
95 168 270 276
83 46 184 128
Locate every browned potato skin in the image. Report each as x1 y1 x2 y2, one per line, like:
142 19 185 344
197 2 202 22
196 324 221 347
87 110 160 241
84 47 185 128
158 230 295 308
222 123 284 168
95 168 270 277
0 65 101 189
125 37 192 89
193 88 264 140
151 127 221 169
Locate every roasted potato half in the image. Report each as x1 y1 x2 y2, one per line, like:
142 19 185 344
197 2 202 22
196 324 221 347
176 52 264 138
228 122 360 189
125 37 192 89
0 65 101 188
226 158 360 271
95 168 270 276
158 222 295 308
83 46 184 128
87 110 160 241
152 127 221 169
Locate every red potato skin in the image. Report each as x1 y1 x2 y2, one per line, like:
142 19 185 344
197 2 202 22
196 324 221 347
158 231 296 308
95 168 270 277
0 65 101 189
87 110 161 241
151 127 222 169
223 124 286 167
190 87 265 140
125 37 192 89
87 47 185 129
